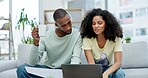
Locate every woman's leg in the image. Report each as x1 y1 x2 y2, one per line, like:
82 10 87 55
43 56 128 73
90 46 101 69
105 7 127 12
111 68 125 78
102 66 125 78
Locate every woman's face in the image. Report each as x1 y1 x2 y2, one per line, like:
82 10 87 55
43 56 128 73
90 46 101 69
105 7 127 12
92 16 106 35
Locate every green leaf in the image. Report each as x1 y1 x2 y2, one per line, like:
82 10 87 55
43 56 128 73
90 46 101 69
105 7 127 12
16 8 38 44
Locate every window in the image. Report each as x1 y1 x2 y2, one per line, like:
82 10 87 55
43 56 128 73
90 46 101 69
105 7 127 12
147 7 148 15
13 0 39 59
123 29 133 38
139 8 146 16
135 9 138 16
0 0 10 59
119 11 133 24
0 0 9 28
135 7 148 17
12 0 39 41
119 0 132 6
136 28 147 36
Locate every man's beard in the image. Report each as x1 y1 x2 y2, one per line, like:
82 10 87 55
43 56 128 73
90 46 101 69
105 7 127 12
59 27 72 35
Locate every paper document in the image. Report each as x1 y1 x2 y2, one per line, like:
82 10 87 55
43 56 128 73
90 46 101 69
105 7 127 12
25 67 63 78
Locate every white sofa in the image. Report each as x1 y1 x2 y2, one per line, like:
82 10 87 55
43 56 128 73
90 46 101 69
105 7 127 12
0 44 87 78
0 41 148 78
121 41 148 78
0 44 32 78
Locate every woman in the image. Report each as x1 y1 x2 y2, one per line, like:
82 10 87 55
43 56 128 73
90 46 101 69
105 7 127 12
80 8 125 78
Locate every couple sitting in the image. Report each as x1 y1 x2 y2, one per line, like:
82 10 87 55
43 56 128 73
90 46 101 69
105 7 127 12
17 8 125 78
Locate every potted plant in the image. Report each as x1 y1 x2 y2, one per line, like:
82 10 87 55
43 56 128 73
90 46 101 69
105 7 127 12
15 8 37 44
125 37 131 43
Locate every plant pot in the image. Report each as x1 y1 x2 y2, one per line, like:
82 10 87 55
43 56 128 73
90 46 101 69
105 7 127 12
125 39 131 43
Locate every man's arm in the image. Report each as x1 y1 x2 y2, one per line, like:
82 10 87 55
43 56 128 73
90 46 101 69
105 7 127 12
28 39 45 65
70 34 82 64
28 27 45 65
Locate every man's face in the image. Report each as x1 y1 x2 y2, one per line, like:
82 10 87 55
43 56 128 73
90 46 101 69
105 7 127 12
56 14 72 34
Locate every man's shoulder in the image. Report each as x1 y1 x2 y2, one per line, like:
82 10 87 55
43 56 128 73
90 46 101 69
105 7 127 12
46 29 54 34
69 28 81 40
40 29 54 41
72 28 80 35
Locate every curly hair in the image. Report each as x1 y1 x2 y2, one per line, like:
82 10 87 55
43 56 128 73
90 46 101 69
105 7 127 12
80 8 123 42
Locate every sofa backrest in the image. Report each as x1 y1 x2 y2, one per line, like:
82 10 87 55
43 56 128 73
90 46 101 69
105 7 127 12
17 44 33 67
121 41 148 69
81 50 87 64
17 44 88 67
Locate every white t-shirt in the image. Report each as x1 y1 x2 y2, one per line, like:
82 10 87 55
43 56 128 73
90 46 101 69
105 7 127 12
82 37 122 66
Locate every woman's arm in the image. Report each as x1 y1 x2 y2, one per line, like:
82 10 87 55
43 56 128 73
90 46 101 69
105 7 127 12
84 50 95 64
103 52 122 77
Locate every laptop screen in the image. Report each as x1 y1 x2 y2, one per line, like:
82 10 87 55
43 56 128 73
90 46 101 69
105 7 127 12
62 64 102 78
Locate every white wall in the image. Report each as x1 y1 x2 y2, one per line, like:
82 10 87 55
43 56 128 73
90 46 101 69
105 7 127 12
39 0 64 24
108 0 148 43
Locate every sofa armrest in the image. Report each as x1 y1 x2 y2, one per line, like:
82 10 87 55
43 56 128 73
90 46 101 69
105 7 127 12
0 60 17 72
17 44 33 67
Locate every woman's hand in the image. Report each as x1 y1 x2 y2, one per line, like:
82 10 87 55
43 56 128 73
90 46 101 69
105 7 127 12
102 72 109 78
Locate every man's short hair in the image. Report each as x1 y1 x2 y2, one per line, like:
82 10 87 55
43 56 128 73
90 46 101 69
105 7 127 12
53 8 68 22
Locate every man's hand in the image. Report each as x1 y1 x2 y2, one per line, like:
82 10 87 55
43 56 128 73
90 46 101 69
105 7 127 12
31 27 40 46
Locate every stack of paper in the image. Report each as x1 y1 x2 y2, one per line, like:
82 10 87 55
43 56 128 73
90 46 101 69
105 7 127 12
25 67 63 78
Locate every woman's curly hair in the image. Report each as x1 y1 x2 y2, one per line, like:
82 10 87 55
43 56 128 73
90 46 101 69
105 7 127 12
80 8 123 42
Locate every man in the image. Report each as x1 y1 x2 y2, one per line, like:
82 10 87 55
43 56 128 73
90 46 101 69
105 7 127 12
17 8 82 78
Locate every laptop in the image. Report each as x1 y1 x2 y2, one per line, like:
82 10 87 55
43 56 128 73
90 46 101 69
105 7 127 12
62 64 102 78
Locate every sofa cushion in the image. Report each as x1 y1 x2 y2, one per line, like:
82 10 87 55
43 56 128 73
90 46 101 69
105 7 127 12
0 60 17 72
0 68 17 78
121 41 148 68
123 68 148 78
80 51 87 64
17 44 33 67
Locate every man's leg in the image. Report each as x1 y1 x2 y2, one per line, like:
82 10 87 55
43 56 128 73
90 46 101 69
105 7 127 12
17 63 31 78
16 63 49 78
